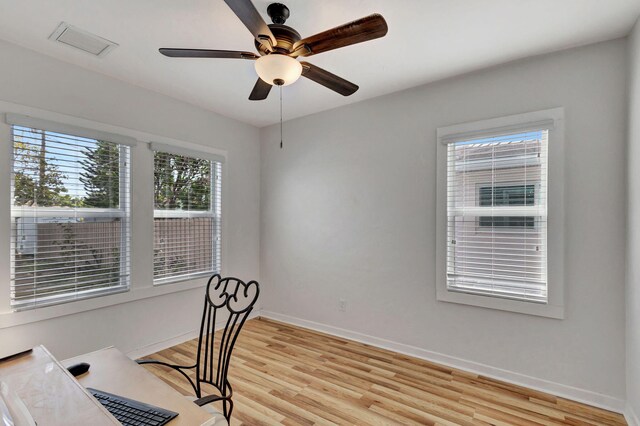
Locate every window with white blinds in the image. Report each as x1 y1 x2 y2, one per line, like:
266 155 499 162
10 125 131 310
446 130 549 303
153 146 222 283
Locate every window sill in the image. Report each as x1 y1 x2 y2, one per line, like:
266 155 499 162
436 286 565 319
0 277 210 329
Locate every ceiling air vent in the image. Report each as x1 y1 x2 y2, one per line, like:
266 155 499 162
49 22 118 57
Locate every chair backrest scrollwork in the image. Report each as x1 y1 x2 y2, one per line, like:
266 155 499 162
195 274 260 396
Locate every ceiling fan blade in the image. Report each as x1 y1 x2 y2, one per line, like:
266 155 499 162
249 78 272 101
224 0 277 51
300 62 359 96
159 48 259 59
292 14 388 57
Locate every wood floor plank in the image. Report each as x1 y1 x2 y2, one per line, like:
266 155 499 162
141 318 627 426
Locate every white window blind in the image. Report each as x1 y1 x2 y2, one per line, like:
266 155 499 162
446 130 548 303
10 125 131 310
153 148 222 283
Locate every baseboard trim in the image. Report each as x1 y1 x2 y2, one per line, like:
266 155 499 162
626 403 640 426
126 310 262 360
260 310 626 415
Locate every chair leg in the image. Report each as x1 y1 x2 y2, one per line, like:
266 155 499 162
222 399 228 420
220 398 234 422
227 398 234 421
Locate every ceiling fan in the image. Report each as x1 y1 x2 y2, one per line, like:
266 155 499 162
159 0 388 101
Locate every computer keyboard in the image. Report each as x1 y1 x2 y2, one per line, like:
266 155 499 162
88 388 178 426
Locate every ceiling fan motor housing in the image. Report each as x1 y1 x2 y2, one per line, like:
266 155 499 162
255 24 301 55
253 3 301 55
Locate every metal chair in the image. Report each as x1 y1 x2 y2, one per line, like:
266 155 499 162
137 274 260 422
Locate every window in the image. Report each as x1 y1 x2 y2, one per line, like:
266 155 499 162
152 144 222 283
436 108 564 318
10 124 131 310
446 130 548 303
478 185 535 228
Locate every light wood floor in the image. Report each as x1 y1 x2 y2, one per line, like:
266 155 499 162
141 318 626 426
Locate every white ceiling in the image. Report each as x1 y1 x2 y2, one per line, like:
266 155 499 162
0 0 639 127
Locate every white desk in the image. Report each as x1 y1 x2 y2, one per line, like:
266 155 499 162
64 347 217 426
0 345 223 426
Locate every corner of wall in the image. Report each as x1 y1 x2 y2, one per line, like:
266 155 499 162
626 403 640 426
626 14 640 425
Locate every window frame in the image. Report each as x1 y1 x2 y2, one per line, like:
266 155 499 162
151 143 223 286
0 105 228 329
8 124 132 311
435 108 565 319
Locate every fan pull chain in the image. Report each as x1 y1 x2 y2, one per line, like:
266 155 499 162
279 85 283 149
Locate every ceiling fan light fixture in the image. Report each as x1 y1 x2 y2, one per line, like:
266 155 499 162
255 54 302 86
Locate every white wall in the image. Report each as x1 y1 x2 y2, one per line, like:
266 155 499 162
260 39 628 404
627 17 640 425
0 39 261 359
